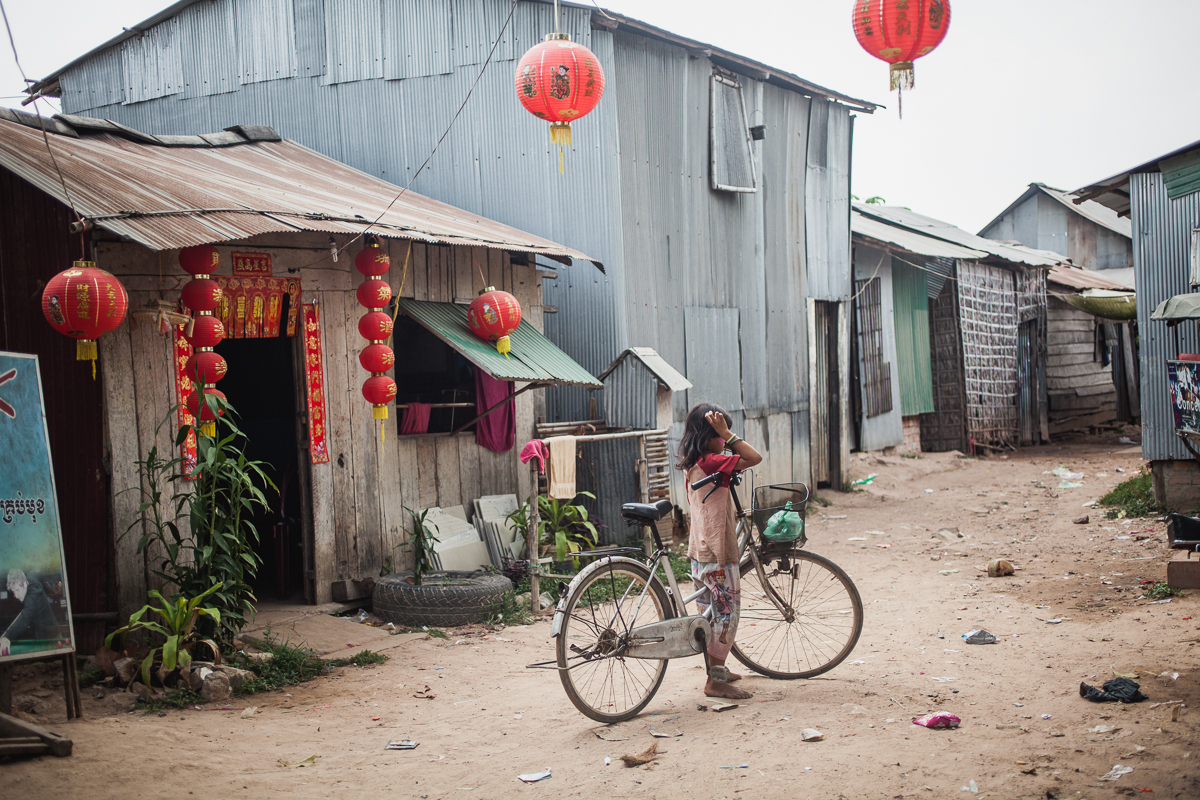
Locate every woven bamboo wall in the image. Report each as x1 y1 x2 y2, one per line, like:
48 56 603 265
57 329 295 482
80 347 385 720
957 261 1019 446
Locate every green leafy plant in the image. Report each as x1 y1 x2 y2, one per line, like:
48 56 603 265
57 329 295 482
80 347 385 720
537 491 599 564
237 636 326 694
142 687 201 712
1100 469 1159 519
126 396 277 644
1145 581 1182 600
104 583 223 687
404 507 441 586
327 650 389 667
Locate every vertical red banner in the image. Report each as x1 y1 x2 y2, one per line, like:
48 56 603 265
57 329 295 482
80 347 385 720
172 324 198 479
302 304 330 464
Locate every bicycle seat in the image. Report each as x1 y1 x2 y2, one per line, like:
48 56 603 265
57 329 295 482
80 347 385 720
621 499 673 524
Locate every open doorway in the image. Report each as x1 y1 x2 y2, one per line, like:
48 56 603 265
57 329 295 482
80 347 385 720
810 299 842 490
214 332 305 602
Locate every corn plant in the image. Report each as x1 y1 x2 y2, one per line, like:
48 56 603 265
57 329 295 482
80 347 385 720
404 507 441 585
104 583 223 687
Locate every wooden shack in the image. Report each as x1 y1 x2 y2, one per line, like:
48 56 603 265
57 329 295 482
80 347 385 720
0 110 601 621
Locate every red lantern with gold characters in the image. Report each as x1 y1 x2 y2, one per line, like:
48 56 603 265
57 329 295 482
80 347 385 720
356 279 392 310
179 245 227 436
852 0 950 113
467 287 521 357
41 261 129 376
515 35 605 145
355 236 394 422
186 387 227 435
359 343 395 374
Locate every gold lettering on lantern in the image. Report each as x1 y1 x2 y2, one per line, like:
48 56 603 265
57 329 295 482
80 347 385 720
75 284 92 320
895 0 911 36
105 284 118 318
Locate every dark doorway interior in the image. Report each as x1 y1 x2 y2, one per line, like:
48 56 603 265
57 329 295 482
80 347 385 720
214 331 303 602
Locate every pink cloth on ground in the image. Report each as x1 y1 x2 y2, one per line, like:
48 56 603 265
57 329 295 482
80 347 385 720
520 439 549 474
399 402 431 434
474 367 514 452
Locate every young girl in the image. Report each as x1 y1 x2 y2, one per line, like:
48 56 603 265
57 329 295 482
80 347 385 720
677 403 762 700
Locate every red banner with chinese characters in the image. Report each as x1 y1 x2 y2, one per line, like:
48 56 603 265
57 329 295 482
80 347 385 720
172 323 198 479
232 252 272 277
301 304 330 464
215 276 299 339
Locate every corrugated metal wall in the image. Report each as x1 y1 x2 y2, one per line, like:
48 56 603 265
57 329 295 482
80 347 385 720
1131 172 1200 461
853 246 903 450
603 357 657 430
56 0 856 489
892 260 933 415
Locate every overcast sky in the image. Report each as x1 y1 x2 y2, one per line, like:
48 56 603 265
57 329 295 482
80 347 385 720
2 0 1197 234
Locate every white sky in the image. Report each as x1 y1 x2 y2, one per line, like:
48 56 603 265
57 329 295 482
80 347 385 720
1 0 1197 234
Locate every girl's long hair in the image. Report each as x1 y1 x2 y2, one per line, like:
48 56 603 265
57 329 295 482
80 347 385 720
675 403 732 471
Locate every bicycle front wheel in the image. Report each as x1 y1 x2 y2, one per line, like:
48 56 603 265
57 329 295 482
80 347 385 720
556 560 672 723
732 549 863 679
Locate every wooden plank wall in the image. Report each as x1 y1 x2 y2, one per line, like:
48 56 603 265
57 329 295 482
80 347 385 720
921 276 968 453
96 233 544 607
1046 297 1117 434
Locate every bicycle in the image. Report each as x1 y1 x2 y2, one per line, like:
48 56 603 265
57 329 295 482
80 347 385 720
537 470 864 723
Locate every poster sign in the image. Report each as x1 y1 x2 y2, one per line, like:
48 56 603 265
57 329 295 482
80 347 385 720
1168 360 1200 434
231 252 272 277
0 352 75 661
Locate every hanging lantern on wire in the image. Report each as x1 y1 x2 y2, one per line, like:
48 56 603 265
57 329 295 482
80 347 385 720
179 245 226 437
852 0 950 116
355 236 394 422
41 261 129 378
467 287 521 357
515 36 605 146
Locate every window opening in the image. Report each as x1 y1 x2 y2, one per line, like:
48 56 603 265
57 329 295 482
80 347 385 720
392 313 477 434
854 276 893 417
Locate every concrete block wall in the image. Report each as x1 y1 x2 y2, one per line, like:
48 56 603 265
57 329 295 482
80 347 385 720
1151 459 1200 512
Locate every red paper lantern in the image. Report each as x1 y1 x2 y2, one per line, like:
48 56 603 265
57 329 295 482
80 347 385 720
853 0 950 103
41 261 129 371
356 279 392 310
186 351 227 385
179 245 220 276
358 311 393 342
181 278 223 313
467 287 521 356
185 315 225 349
359 343 395 373
515 35 605 145
186 388 227 436
355 243 390 277
362 375 397 420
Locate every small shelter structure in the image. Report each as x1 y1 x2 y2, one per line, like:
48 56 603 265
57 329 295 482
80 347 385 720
1076 138 1200 507
851 203 1061 453
0 108 602 628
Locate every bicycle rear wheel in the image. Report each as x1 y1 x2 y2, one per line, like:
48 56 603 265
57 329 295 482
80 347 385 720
732 549 863 679
556 560 671 723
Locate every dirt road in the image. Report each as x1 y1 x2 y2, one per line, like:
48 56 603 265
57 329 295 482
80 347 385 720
6 433 1198 799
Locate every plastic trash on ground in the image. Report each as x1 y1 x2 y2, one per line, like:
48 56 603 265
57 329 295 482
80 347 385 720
517 768 552 782
1058 480 1084 489
962 629 998 645
762 501 804 542
1099 764 1134 781
852 473 877 486
1051 466 1085 480
1080 678 1148 704
913 712 961 728
385 740 419 750
800 728 824 741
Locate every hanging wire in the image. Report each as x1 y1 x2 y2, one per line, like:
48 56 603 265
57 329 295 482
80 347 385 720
0 0 84 235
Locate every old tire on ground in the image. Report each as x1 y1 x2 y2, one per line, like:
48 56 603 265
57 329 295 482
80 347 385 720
373 571 513 628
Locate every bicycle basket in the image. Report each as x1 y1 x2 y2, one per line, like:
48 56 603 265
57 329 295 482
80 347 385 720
751 483 810 544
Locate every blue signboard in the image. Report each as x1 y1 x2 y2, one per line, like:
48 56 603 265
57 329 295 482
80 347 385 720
0 351 75 661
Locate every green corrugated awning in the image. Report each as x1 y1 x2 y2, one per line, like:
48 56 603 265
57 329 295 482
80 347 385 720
397 298 602 388
1162 148 1200 201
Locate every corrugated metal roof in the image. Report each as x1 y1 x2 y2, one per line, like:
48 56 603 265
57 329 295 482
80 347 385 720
396 298 602 387
1047 264 1133 292
1037 184 1131 239
0 110 600 267
853 203 1065 268
1074 138 1200 217
1161 148 1200 202
852 209 985 260
598 347 692 392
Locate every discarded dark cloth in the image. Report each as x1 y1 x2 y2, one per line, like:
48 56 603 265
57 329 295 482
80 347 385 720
1079 677 1147 704
474 367 514 453
520 439 549 474
399 402 432 435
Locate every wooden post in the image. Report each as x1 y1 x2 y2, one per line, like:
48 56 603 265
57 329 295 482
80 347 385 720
0 663 11 716
528 459 540 613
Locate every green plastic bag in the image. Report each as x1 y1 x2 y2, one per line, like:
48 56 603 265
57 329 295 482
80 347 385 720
762 501 804 542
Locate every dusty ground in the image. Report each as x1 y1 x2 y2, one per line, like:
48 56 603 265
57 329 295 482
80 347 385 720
6 431 1200 799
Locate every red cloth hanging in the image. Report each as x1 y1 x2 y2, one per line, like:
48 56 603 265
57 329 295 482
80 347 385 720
474 367 514 453
400 402 432 435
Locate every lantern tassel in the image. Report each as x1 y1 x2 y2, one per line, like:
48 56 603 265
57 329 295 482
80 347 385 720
889 62 915 91
497 336 511 359
550 122 572 146
200 421 215 438
373 405 388 421
77 339 97 361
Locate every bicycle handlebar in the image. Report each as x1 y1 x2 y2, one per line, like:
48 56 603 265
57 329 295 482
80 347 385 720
689 472 722 492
